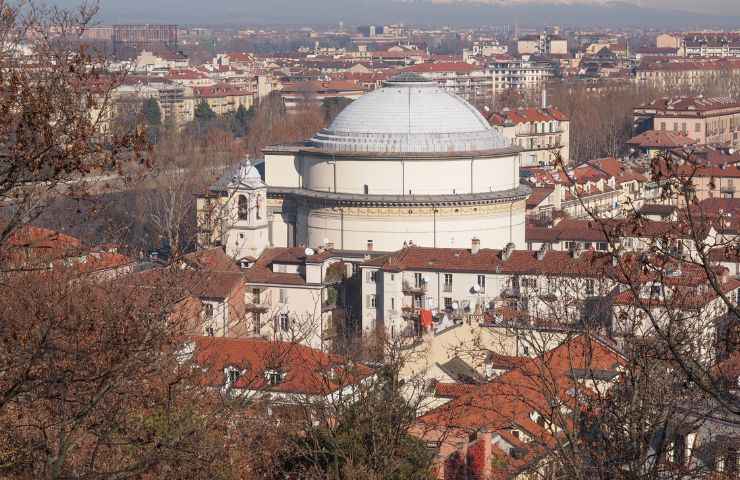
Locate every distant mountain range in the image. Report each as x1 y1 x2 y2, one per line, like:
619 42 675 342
89 0 740 27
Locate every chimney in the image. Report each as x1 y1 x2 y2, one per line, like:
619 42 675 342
471 237 480 255
501 242 515 261
537 243 548 261
570 243 582 259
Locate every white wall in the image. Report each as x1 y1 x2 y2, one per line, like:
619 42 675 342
298 201 526 252
301 152 519 196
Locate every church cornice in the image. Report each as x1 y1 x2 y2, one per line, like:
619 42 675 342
267 185 531 208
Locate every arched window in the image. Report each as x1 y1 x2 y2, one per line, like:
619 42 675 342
238 195 249 220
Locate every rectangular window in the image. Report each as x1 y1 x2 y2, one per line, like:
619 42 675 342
694 122 701 133
414 272 424 288
660 122 666 130
585 279 595 296
203 303 214 319
279 313 290 331
444 297 453 309
227 369 239 385
253 312 261 335
477 275 486 292
252 288 261 304
368 294 377 308
279 289 288 303
366 270 378 283
390 297 395 310
443 273 453 292
597 242 608 251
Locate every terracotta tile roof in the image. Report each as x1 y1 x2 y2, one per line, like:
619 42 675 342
416 336 624 472
191 336 374 395
243 247 308 286
180 247 241 273
635 95 740 113
364 246 613 278
627 130 697 148
402 62 478 74
612 277 740 308
125 267 244 300
193 83 249 98
434 382 479 399
525 186 554 209
488 106 568 126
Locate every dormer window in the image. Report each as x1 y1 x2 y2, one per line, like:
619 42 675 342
238 195 249 220
265 369 284 385
203 303 214 320
226 367 240 386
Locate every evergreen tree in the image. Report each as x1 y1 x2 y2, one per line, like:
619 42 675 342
231 104 253 137
194 100 216 124
142 97 162 126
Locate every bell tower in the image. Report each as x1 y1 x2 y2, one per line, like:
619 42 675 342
224 161 269 260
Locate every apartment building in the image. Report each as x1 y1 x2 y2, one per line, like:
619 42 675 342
486 55 556 93
401 62 491 103
634 58 740 90
192 83 253 115
634 96 740 147
360 243 616 341
517 33 568 56
488 106 570 166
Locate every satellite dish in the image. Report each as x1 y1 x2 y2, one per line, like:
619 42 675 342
452 302 459 310
472 284 481 293
322 238 329 246
305 248 315 256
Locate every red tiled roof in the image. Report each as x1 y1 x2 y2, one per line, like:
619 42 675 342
243 247 308 286
180 247 241 273
192 336 374 395
488 106 568 125
525 186 554 209
402 62 478 74
363 246 613 278
415 336 624 472
434 382 479 399
627 130 698 148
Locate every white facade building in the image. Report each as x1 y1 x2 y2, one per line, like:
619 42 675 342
199 73 528 260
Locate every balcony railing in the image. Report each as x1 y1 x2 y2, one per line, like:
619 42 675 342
402 280 428 295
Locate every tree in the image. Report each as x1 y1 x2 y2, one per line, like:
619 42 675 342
321 97 353 124
240 348 436 480
143 97 162 126
0 1 146 247
231 103 253 137
143 97 162 143
194 100 217 124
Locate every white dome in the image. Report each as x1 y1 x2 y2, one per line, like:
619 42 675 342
308 73 508 155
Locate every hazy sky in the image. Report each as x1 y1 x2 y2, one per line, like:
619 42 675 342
48 0 740 25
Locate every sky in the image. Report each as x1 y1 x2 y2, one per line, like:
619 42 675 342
48 0 740 26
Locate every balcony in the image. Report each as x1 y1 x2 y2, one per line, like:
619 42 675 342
401 306 420 319
245 302 269 313
402 280 428 295
501 287 521 298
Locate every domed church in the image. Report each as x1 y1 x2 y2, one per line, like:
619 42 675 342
199 73 529 259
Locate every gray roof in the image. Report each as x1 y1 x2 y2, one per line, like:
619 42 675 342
308 75 508 155
437 356 485 384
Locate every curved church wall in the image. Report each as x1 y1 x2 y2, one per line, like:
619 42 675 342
295 200 526 252
300 152 520 196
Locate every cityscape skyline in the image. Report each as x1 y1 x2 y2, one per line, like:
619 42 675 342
51 0 740 26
